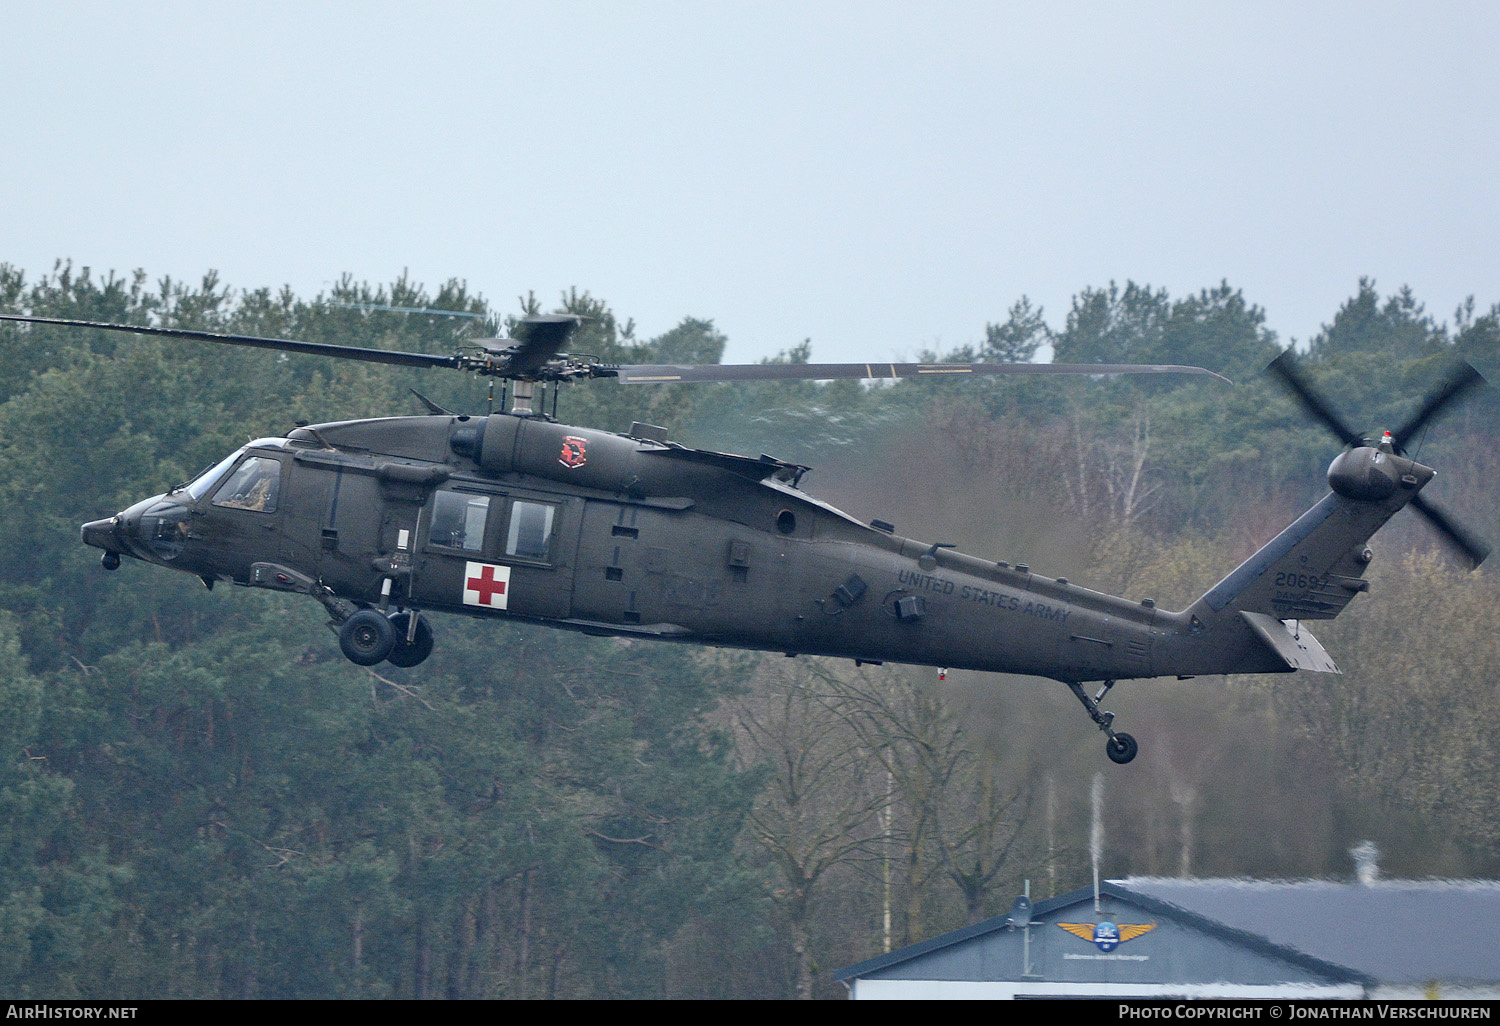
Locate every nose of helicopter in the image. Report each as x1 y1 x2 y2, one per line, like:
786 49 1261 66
81 514 123 552
82 494 187 567
81 506 137 570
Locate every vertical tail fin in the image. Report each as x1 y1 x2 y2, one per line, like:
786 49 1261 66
1161 449 1436 678
1189 492 1385 623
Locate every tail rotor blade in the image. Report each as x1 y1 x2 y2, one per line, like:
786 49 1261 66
1389 361 1487 452
1410 494 1490 569
1267 350 1365 447
1267 350 1489 568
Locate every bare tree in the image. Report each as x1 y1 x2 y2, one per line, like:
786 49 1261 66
1279 553 1500 859
810 663 1040 932
1066 407 1162 530
932 758 1037 925
811 662 956 942
732 660 890 998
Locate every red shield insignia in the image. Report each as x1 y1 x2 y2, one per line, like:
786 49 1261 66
559 436 588 469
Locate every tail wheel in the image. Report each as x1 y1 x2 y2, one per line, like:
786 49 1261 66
386 612 434 668
339 609 396 666
1106 733 1139 765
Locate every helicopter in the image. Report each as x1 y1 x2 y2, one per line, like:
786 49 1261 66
0 311 1488 764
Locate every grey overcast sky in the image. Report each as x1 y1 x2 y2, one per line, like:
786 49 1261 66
2 1 1497 364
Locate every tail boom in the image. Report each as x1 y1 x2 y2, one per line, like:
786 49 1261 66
1154 445 1434 678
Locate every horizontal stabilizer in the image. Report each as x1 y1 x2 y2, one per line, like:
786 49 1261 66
1241 612 1340 673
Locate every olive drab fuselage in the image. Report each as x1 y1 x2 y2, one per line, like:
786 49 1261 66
94 409 1430 686
93 413 1163 678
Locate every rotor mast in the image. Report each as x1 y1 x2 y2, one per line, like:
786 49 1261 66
510 380 536 417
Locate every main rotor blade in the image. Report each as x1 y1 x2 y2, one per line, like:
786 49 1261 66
1389 361 1487 452
606 360 1231 385
329 301 487 319
0 313 462 371
1266 350 1365 447
499 315 580 378
1410 493 1490 569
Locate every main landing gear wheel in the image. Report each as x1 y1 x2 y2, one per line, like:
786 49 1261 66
339 609 396 666
1065 680 1141 765
1106 733 1138 765
385 612 434 668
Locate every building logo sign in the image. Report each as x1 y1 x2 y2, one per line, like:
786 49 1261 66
1058 920 1155 952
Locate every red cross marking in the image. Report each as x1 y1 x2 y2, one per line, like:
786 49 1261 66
466 565 508 605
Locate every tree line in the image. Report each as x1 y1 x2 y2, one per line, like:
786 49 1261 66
0 261 1495 997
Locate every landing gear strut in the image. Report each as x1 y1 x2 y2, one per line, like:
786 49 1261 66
1066 680 1138 765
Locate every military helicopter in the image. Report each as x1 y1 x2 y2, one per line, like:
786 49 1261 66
0 311 1487 763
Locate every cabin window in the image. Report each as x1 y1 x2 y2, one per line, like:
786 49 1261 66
212 456 281 513
506 500 555 562
430 490 490 552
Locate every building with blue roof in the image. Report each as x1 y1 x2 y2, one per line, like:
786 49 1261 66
834 876 1500 999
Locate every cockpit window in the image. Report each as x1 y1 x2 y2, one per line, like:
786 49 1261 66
213 456 281 513
186 449 245 501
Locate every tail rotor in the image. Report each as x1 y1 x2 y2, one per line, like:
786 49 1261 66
1267 351 1490 569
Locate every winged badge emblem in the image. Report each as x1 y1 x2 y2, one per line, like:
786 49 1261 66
1057 920 1156 952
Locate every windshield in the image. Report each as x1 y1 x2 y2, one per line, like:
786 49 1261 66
212 456 281 512
185 448 245 501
